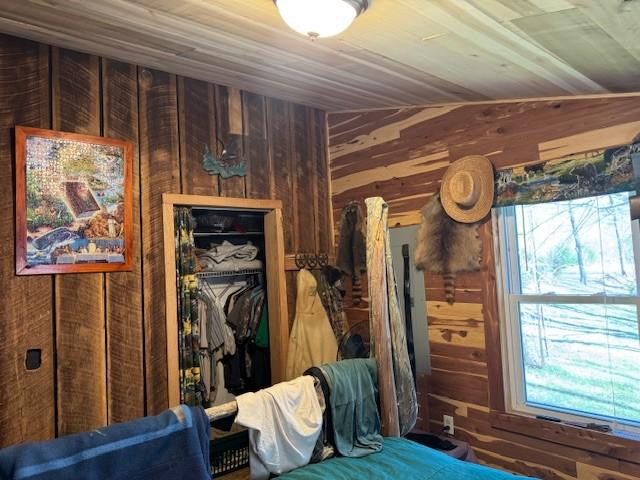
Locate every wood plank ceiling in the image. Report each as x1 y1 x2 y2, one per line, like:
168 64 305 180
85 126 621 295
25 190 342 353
0 0 638 111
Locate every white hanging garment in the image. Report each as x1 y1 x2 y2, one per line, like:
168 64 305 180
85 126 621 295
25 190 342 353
286 269 338 380
235 376 323 479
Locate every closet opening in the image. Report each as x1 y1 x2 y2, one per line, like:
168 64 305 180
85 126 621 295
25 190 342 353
162 194 289 476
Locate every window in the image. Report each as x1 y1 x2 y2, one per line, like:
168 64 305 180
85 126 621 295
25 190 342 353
495 192 640 432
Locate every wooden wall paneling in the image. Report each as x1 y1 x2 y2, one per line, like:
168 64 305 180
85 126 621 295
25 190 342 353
138 67 180 415
449 418 580 478
287 104 318 329
427 400 581 480
286 258 297 327
243 91 272 199
425 271 484 305
102 58 144 424
51 47 107 435
491 412 640 465
215 85 246 198
287 103 301 251
415 373 431 430
291 104 316 253
264 208 289 384
481 218 505 411
428 343 486 364
329 105 452 175
0 34 336 448
330 99 640 227
161 196 180 408
0 35 55 447
478 414 640 473
267 98 297 325
428 371 489 407
328 96 640 480
308 108 321 254
473 450 573 480
430 354 488 377
447 405 619 468
311 108 332 253
426 301 486 350
268 98 295 250
576 463 638 480
471 445 577 480
178 77 219 196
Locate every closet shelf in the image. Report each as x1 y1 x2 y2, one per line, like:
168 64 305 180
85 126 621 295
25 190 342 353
193 231 264 237
191 207 269 214
196 268 263 278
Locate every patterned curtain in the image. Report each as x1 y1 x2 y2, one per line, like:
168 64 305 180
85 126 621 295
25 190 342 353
175 207 203 406
495 140 639 207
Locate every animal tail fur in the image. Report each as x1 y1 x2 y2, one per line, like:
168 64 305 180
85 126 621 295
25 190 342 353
443 272 456 304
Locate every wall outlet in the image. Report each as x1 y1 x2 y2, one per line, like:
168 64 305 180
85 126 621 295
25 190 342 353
443 415 454 435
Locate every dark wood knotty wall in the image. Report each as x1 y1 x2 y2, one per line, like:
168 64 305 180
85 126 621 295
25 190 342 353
0 34 331 447
328 96 640 480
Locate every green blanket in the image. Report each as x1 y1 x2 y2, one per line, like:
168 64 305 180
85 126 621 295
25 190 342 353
320 359 382 457
278 437 532 480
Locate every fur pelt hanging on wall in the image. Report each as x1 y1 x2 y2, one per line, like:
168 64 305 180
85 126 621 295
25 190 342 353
414 194 481 304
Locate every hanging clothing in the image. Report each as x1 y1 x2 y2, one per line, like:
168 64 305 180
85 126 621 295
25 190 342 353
221 279 270 394
235 376 323 480
196 279 248 404
199 350 212 403
286 269 338 380
319 359 383 458
365 197 417 436
248 343 271 392
336 201 367 305
197 291 225 351
314 266 349 347
249 304 271 394
0 405 210 480
304 366 335 463
227 285 266 343
199 281 241 356
254 306 269 349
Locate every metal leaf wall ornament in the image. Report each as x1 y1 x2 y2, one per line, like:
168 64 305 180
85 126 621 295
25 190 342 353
202 136 246 179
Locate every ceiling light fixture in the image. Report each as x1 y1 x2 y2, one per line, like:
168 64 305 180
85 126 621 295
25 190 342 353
274 0 370 39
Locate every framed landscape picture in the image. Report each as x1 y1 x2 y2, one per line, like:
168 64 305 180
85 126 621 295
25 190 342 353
15 126 133 275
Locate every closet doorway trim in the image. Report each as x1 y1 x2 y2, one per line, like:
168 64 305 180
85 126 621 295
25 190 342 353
162 193 288 407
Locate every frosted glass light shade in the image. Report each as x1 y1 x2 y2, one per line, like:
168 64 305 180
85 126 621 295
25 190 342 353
275 0 363 38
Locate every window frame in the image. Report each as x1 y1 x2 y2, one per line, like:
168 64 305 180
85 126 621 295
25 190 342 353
493 201 640 432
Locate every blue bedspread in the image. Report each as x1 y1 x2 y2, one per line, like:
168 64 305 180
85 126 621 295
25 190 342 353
0 405 210 480
278 437 532 480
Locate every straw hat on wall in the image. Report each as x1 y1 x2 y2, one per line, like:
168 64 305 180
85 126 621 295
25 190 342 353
440 155 495 223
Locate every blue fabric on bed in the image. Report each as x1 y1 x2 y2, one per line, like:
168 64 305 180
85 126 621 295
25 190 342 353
277 437 533 480
0 405 210 480
320 358 383 457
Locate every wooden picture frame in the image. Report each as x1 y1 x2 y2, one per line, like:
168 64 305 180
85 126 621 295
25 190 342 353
15 126 134 275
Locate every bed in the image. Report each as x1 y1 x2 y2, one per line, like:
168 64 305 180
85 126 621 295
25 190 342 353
278 437 529 480
204 201 533 479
